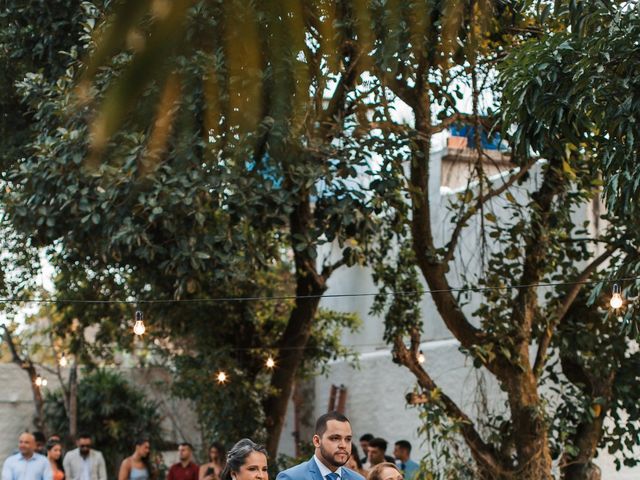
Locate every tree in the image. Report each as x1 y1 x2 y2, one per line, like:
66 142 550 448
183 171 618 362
3 0 372 457
367 1 640 479
6 1 640 477
44 369 163 477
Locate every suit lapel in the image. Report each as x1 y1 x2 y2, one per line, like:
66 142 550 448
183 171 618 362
307 457 324 480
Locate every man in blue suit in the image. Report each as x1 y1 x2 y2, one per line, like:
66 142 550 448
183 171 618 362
276 411 365 480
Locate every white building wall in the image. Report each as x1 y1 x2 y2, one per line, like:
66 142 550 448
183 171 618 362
303 149 640 478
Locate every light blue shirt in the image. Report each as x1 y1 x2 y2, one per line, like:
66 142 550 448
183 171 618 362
80 457 91 480
312 455 343 480
397 459 419 480
2 453 53 480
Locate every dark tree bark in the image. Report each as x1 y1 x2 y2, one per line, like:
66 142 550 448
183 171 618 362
1 325 48 436
263 196 326 458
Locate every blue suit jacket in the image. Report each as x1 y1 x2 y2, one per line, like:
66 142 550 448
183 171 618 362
276 457 364 480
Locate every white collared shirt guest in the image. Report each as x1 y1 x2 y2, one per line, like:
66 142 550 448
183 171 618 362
63 435 106 480
2 433 53 480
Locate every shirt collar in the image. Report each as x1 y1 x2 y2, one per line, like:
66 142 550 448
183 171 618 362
17 453 40 462
313 455 342 479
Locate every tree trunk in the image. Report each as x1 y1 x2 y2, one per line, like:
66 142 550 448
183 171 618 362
69 360 78 440
560 356 613 480
2 326 48 436
263 197 326 459
263 285 323 458
506 371 553 479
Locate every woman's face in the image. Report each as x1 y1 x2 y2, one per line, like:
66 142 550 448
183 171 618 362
209 447 219 462
136 442 151 458
378 466 403 480
235 452 268 480
48 444 62 461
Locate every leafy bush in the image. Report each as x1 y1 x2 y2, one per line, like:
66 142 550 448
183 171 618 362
44 369 163 478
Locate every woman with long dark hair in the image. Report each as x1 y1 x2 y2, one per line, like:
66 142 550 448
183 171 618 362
220 439 267 480
346 443 367 477
198 442 226 480
118 438 156 480
46 440 65 480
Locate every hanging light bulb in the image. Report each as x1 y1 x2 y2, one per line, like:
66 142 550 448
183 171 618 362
59 353 68 368
216 371 228 384
266 356 276 369
133 310 146 336
41 378 48 387
417 350 425 364
35 375 43 387
610 284 623 309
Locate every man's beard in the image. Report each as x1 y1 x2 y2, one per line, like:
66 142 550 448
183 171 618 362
319 445 349 468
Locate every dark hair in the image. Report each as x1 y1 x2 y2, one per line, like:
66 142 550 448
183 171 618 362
220 439 267 480
134 438 154 480
209 442 226 464
46 440 64 472
349 443 363 470
395 440 411 453
34 431 46 444
77 433 91 441
368 438 388 452
315 411 350 437
359 433 374 442
368 462 401 480
178 442 193 450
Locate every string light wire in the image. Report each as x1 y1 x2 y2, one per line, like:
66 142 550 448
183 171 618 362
0 276 638 306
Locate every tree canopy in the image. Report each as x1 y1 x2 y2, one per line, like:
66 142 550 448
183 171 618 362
2 1 640 479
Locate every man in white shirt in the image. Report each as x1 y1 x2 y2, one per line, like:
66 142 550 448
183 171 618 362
276 411 365 480
2 433 52 480
63 434 106 480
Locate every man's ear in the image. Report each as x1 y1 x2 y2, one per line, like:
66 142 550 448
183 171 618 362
312 434 321 448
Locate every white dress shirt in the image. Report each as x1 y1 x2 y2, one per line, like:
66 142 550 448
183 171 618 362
313 455 343 480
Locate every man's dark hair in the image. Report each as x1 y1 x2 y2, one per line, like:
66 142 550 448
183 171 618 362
315 411 350 436
359 433 374 442
368 437 388 452
77 432 92 440
178 442 193 450
33 431 46 444
395 440 411 453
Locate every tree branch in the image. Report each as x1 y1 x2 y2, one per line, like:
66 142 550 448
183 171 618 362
443 156 540 264
404 60 497 369
511 159 564 350
393 332 510 476
431 112 496 135
377 70 416 109
533 245 618 378
318 42 364 141
1 324 47 434
321 258 346 281
2 324 27 366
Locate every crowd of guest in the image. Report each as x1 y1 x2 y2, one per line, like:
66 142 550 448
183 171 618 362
2 414 420 480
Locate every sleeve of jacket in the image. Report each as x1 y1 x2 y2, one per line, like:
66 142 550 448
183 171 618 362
275 471 293 480
62 453 73 480
96 452 107 480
